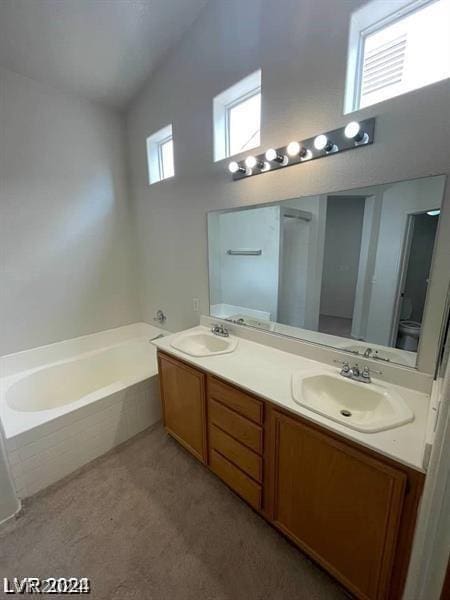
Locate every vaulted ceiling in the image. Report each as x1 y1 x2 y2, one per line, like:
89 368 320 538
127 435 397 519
0 0 209 108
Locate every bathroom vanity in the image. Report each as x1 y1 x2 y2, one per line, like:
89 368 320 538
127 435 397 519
155 329 428 600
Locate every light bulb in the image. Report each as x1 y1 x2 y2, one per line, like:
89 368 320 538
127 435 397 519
245 155 257 169
245 155 266 170
314 134 328 151
287 141 300 157
427 209 440 216
265 148 288 166
314 134 337 153
286 141 311 160
228 161 240 173
265 148 277 161
344 121 360 139
344 121 368 143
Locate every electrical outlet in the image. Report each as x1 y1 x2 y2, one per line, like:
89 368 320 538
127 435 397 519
193 298 200 312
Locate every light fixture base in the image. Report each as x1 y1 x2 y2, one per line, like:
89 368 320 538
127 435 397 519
229 117 376 181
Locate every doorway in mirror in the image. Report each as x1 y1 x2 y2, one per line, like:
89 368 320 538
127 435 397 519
394 210 439 352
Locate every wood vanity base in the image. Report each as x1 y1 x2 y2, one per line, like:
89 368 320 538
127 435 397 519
157 351 424 600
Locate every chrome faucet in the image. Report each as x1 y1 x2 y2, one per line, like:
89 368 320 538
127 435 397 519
363 347 373 358
211 323 229 337
334 361 380 384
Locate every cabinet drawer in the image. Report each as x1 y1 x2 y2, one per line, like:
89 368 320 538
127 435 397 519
210 449 262 510
209 424 262 483
208 398 263 454
208 377 263 425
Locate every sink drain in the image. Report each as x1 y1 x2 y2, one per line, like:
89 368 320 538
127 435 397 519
340 409 352 417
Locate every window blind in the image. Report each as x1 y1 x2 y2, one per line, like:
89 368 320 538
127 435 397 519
361 33 407 99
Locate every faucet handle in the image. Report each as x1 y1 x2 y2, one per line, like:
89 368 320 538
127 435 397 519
333 359 350 375
361 366 371 380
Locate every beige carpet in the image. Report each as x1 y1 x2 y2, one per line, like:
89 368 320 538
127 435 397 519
0 424 348 600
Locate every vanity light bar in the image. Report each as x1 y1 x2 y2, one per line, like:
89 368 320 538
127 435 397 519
228 118 375 181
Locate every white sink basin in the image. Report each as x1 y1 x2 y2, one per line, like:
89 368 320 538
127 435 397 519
292 373 414 433
171 331 238 357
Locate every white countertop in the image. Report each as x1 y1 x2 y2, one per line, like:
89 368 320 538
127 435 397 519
153 326 431 473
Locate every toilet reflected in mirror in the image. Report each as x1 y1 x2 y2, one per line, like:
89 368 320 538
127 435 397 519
398 320 421 351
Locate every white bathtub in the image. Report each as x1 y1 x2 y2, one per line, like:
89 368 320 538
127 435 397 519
0 323 165 499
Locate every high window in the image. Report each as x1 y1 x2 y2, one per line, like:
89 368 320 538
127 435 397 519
345 0 450 112
213 70 262 161
146 124 174 184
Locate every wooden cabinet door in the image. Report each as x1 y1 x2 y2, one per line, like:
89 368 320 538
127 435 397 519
158 352 207 463
270 410 406 600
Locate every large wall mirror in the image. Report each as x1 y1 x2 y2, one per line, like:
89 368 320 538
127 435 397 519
208 175 447 369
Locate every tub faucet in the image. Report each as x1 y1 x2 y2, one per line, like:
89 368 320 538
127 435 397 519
363 347 373 358
153 310 166 324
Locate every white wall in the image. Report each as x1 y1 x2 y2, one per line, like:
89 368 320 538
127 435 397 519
210 205 280 319
279 195 326 330
320 196 365 320
126 0 450 374
404 352 450 599
278 211 311 327
351 192 383 340
0 68 140 355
